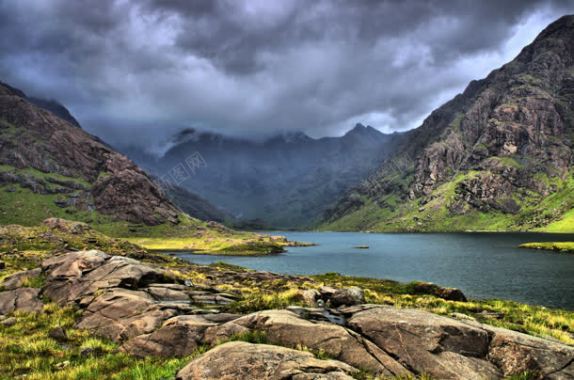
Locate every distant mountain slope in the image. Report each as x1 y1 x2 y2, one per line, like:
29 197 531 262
163 184 229 223
28 97 81 127
323 15 574 232
124 124 398 228
0 80 224 229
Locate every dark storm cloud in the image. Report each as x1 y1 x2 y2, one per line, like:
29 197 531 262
0 0 572 152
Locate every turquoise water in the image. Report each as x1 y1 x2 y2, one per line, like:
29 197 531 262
178 232 574 309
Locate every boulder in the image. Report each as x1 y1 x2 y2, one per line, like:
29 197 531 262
122 313 240 357
486 326 574 379
347 306 500 379
0 288 43 314
329 287 365 307
412 282 467 302
204 309 410 377
300 289 320 306
176 341 358 380
76 288 190 342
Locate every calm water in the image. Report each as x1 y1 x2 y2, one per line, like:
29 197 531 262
177 232 574 310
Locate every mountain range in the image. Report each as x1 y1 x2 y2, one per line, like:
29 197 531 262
123 124 397 228
3 15 574 234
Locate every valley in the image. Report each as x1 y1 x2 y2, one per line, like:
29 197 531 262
1 6 574 380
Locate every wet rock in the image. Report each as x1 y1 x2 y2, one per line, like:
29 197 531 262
0 288 43 314
287 306 346 325
176 341 358 380
204 309 410 377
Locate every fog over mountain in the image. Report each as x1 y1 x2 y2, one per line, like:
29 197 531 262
126 123 396 228
0 1 573 152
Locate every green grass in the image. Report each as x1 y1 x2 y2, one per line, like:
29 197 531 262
0 222 143 257
126 235 286 256
226 288 305 313
0 304 192 380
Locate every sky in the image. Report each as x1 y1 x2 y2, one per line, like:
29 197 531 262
0 0 573 153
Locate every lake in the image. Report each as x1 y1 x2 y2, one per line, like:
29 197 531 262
177 232 574 310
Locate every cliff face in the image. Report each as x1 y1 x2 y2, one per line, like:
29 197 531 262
324 15 574 231
0 81 181 226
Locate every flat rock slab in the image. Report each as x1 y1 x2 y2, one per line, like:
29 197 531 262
176 341 358 380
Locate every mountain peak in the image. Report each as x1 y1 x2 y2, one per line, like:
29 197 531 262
344 123 382 138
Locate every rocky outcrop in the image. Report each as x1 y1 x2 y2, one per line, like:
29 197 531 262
1 249 573 379
325 15 574 231
123 313 240 357
204 309 410 377
346 305 574 379
176 342 358 380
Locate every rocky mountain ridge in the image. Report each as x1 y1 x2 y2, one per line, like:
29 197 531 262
324 15 574 232
124 123 398 228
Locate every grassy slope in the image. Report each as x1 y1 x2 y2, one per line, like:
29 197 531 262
322 168 574 233
0 165 286 255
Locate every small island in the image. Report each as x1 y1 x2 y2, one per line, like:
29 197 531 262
519 242 574 254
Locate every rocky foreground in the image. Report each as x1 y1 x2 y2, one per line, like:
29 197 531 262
0 250 573 379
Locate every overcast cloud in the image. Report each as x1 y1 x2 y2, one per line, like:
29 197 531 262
0 0 572 152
